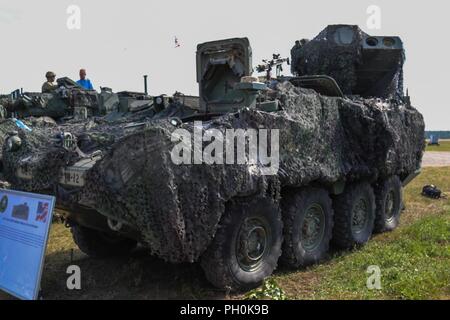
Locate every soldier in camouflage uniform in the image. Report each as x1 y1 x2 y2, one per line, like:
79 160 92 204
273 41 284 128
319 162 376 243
41 71 58 93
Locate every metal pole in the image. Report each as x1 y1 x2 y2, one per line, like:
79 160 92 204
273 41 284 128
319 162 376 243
143 75 148 95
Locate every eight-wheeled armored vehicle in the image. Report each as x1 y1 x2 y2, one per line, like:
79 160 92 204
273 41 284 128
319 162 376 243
2 25 425 291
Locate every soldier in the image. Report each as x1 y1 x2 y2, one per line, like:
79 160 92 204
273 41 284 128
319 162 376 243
41 71 58 93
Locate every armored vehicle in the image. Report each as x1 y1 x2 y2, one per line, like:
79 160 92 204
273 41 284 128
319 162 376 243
12 203 30 221
2 25 424 291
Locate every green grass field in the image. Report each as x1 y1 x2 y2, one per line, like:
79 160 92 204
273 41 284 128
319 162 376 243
426 140 450 152
271 167 450 300
1 168 449 300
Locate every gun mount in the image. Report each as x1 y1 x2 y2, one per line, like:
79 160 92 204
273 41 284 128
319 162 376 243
256 54 290 81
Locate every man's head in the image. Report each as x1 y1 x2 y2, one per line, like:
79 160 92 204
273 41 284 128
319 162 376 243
45 71 56 82
79 69 87 80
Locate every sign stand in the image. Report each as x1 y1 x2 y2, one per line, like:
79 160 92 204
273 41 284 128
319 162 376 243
0 189 55 300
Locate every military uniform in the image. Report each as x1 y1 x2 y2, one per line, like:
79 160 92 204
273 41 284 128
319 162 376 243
42 81 58 93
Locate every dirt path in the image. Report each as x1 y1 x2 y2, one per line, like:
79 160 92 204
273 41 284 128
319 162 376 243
422 152 450 167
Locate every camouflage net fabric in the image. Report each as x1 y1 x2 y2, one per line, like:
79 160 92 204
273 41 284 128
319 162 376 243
0 120 19 156
2 81 425 263
291 25 405 99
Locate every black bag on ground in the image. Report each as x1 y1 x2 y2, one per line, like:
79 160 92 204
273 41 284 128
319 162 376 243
421 185 442 199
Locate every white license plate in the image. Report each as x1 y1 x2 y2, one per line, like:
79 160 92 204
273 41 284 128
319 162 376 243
59 168 86 187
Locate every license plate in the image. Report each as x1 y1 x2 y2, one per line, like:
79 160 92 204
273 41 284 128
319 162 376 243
59 168 86 187
58 157 100 187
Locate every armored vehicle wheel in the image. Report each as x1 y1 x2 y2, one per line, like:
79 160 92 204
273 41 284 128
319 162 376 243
332 182 376 249
374 176 403 233
281 188 334 268
200 197 283 291
71 225 137 258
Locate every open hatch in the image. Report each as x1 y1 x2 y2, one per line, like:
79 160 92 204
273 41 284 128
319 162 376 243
196 38 253 113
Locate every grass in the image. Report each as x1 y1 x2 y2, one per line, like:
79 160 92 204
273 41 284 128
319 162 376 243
274 215 449 300
273 167 450 300
426 140 450 152
1 167 449 300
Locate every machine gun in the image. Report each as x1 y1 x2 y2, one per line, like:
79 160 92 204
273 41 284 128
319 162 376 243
256 54 290 81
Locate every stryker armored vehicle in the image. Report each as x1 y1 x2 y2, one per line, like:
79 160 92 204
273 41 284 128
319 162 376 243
11 203 30 221
2 25 425 291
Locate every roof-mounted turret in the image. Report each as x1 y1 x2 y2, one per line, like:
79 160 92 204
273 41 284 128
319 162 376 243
291 25 405 99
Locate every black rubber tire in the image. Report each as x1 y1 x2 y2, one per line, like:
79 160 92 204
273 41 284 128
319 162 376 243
200 197 283 291
281 188 334 268
374 176 403 233
71 225 137 258
332 182 376 249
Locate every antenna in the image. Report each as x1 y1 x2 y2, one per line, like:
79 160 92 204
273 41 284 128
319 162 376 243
143 75 148 95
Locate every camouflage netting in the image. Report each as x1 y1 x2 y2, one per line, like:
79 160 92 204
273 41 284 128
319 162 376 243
292 25 366 93
0 120 19 153
2 81 424 263
291 25 405 99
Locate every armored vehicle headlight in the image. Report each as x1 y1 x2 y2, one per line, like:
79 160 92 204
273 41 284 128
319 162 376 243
6 135 22 152
155 97 163 105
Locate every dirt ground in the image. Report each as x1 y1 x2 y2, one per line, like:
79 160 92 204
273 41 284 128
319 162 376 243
422 152 450 167
0 223 228 300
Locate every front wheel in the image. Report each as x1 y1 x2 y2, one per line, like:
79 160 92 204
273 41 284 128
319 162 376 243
200 197 283 291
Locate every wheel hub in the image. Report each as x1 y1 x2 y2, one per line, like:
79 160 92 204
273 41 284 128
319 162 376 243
352 198 369 234
385 190 396 221
302 204 326 251
236 218 270 272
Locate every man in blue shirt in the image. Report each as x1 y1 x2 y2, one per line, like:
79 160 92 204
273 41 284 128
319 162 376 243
76 69 94 90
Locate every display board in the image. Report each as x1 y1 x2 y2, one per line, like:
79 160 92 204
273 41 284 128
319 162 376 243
0 189 55 300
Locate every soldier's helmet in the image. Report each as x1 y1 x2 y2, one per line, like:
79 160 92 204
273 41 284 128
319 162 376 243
45 71 56 79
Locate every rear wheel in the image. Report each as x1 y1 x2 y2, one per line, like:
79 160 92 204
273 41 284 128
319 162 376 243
201 197 283 291
71 224 137 258
332 182 376 249
374 176 403 233
281 188 334 268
